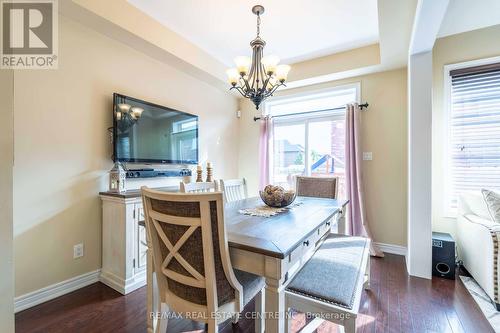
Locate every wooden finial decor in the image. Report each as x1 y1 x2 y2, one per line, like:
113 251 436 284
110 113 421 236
196 164 203 182
206 162 213 182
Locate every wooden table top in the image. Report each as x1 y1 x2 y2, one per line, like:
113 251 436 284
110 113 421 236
225 196 348 259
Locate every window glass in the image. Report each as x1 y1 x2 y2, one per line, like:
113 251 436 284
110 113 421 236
267 85 357 196
447 65 500 211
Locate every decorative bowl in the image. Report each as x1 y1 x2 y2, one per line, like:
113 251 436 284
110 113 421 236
259 185 296 208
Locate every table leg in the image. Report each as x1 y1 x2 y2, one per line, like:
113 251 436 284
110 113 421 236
265 277 285 333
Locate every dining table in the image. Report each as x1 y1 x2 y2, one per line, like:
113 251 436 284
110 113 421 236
147 195 349 333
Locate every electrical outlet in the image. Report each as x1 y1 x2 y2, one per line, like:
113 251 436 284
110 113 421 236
363 152 373 161
73 243 84 259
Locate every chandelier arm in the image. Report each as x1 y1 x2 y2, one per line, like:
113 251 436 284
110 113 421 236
230 86 247 98
268 83 282 96
237 87 250 98
260 75 272 95
243 77 252 93
248 42 259 88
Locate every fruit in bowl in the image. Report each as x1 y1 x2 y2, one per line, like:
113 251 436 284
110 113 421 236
259 185 296 208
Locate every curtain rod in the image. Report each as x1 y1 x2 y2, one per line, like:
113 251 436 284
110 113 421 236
253 102 369 121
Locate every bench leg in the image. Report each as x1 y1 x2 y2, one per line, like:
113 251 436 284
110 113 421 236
284 296 291 333
364 257 371 290
344 317 356 333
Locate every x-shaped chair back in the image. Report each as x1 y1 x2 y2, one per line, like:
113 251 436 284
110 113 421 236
141 187 243 325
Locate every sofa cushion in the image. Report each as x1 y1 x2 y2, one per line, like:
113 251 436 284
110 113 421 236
482 189 500 224
464 214 496 227
460 192 491 220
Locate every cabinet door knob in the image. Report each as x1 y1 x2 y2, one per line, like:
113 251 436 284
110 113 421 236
326 221 331 226
303 240 310 246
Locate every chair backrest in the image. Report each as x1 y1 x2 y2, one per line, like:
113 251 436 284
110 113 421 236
180 181 219 193
220 178 248 203
296 176 339 199
141 188 243 318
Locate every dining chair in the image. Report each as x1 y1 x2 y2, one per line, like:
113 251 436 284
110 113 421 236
180 181 219 193
220 178 248 202
141 188 265 333
296 176 339 199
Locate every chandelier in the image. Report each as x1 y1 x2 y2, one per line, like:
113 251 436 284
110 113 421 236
115 97 144 132
226 5 291 110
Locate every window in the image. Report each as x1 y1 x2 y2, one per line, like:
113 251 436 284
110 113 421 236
267 84 359 199
445 59 500 212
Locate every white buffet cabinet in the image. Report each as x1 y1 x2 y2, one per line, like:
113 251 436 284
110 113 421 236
99 186 178 294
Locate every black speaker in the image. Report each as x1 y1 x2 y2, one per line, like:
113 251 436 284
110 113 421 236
432 232 455 279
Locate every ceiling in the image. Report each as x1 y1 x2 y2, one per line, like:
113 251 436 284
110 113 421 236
438 0 500 38
127 0 379 66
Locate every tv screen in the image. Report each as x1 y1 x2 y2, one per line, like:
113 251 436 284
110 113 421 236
113 93 198 164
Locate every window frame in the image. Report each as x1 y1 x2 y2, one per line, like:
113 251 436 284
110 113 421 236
443 56 500 217
266 83 360 186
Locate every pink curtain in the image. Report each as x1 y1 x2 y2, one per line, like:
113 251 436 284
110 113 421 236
345 104 384 257
258 116 273 189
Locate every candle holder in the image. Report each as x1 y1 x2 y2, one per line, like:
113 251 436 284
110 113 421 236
196 167 203 182
206 163 213 182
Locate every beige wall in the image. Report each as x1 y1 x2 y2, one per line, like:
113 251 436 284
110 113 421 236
0 71 14 331
238 68 408 246
287 44 381 82
13 15 238 296
432 25 500 238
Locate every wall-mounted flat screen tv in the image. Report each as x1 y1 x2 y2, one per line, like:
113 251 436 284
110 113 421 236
113 93 198 164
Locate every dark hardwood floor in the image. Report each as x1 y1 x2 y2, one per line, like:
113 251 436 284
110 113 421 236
15 254 493 333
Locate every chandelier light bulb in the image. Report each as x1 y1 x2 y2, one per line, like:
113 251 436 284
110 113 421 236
276 64 291 82
234 56 251 75
226 68 240 85
131 107 144 119
117 103 131 113
262 55 280 74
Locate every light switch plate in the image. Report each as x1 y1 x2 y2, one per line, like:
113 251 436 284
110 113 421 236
363 152 373 161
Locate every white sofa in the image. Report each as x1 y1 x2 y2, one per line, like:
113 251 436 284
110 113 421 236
457 192 500 310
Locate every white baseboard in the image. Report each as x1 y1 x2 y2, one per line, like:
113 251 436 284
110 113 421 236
14 269 101 313
99 269 146 295
374 242 407 256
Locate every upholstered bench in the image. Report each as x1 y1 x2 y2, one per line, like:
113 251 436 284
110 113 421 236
284 234 371 333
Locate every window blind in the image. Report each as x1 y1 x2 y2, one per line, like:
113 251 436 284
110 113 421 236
448 63 500 210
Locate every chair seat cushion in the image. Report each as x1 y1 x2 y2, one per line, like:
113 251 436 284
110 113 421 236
286 234 368 309
234 269 265 305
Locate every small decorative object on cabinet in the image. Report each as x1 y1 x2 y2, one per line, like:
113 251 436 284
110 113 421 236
196 164 203 182
109 162 126 193
206 161 213 182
